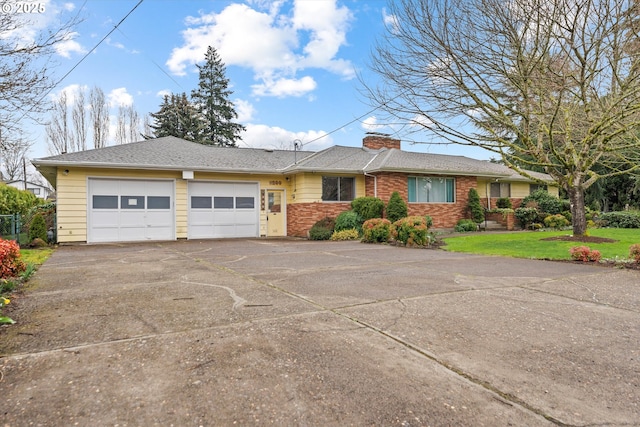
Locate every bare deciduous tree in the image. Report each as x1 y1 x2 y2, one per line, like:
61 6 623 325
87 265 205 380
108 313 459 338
72 89 88 152
367 0 640 236
45 91 69 155
0 131 31 181
0 3 79 146
90 86 109 149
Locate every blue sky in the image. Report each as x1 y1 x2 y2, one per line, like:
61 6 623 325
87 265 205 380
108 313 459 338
22 0 493 160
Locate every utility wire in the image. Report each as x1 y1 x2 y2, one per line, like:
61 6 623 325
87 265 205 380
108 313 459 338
21 0 145 123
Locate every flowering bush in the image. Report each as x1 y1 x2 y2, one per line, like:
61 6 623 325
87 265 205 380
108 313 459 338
629 244 640 263
330 229 360 241
0 239 25 279
392 216 430 246
362 218 392 243
569 246 602 262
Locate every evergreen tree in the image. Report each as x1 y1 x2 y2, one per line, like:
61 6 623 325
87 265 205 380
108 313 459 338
191 46 245 147
149 93 203 142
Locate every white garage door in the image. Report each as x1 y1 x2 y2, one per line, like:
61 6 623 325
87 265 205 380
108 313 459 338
88 178 175 243
188 181 259 239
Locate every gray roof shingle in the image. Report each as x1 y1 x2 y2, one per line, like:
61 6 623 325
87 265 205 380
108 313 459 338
33 136 553 184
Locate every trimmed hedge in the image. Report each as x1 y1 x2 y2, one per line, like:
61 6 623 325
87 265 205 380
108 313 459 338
598 211 640 228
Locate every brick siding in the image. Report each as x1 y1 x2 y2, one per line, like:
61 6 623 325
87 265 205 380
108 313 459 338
287 202 352 237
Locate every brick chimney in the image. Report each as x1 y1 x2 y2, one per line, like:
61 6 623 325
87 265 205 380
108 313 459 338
363 133 401 150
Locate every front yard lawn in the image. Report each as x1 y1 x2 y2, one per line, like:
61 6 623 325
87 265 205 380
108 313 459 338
441 228 640 261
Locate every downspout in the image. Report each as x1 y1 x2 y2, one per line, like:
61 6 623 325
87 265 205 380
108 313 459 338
364 172 377 197
486 181 490 209
362 151 380 198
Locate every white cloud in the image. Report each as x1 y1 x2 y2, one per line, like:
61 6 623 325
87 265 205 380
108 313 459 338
240 124 333 151
55 32 86 58
252 76 317 98
383 8 400 34
166 0 354 97
411 114 434 128
361 116 388 132
108 88 133 107
50 84 88 105
234 99 256 123
156 89 172 99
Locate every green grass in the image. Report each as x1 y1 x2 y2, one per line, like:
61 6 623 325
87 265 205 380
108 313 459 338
441 228 640 260
20 248 54 266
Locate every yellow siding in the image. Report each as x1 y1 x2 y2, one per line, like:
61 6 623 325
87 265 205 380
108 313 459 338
289 173 364 203
477 179 559 199
55 167 296 243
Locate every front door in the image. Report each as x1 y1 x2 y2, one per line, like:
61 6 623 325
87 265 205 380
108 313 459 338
267 190 285 236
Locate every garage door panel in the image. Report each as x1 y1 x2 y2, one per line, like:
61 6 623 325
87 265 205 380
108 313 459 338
88 179 175 243
188 182 259 239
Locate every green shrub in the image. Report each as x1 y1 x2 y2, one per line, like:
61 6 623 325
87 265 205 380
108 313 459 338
330 229 360 241
0 184 39 216
424 215 433 228
392 216 430 246
514 207 539 229
522 189 563 215
629 244 640 263
362 218 392 243
386 191 407 223
335 210 362 232
467 188 485 223
496 197 512 209
351 197 384 221
455 219 477 232
598 211 640 228
543 214 570 230
29 213 48 242
0 239 26 279
309 217 335 240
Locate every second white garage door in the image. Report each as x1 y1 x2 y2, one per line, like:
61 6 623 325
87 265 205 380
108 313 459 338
188 182 259 239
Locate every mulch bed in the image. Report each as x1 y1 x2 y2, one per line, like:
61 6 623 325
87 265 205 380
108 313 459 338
540 235 618 244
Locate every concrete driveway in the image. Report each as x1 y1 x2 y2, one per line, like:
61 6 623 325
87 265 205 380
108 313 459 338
1 239 639 426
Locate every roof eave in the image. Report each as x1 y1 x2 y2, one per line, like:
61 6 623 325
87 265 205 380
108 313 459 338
364 166 510 179
32 160 287 175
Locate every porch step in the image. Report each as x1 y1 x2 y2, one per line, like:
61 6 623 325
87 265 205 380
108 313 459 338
479 220 507 231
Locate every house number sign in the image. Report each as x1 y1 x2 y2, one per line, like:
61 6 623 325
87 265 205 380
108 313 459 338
269 180 282 186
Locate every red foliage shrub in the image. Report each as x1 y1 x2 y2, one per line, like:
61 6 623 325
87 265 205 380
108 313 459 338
629 244 640 263
569 246 601 262
0 239 26 279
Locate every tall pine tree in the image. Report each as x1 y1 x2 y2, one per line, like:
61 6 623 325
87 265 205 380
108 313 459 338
148 93 203 142
191 46 245 147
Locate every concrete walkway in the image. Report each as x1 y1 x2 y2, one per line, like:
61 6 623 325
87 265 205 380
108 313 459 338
1 239 639 426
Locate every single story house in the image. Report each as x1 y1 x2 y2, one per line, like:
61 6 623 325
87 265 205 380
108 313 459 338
33 134 556 244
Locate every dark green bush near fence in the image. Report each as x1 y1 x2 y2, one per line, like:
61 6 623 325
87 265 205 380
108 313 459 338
597 211 640 228
28 214 48 242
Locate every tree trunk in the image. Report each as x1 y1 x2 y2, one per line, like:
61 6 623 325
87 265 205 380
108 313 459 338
568 187 587 236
